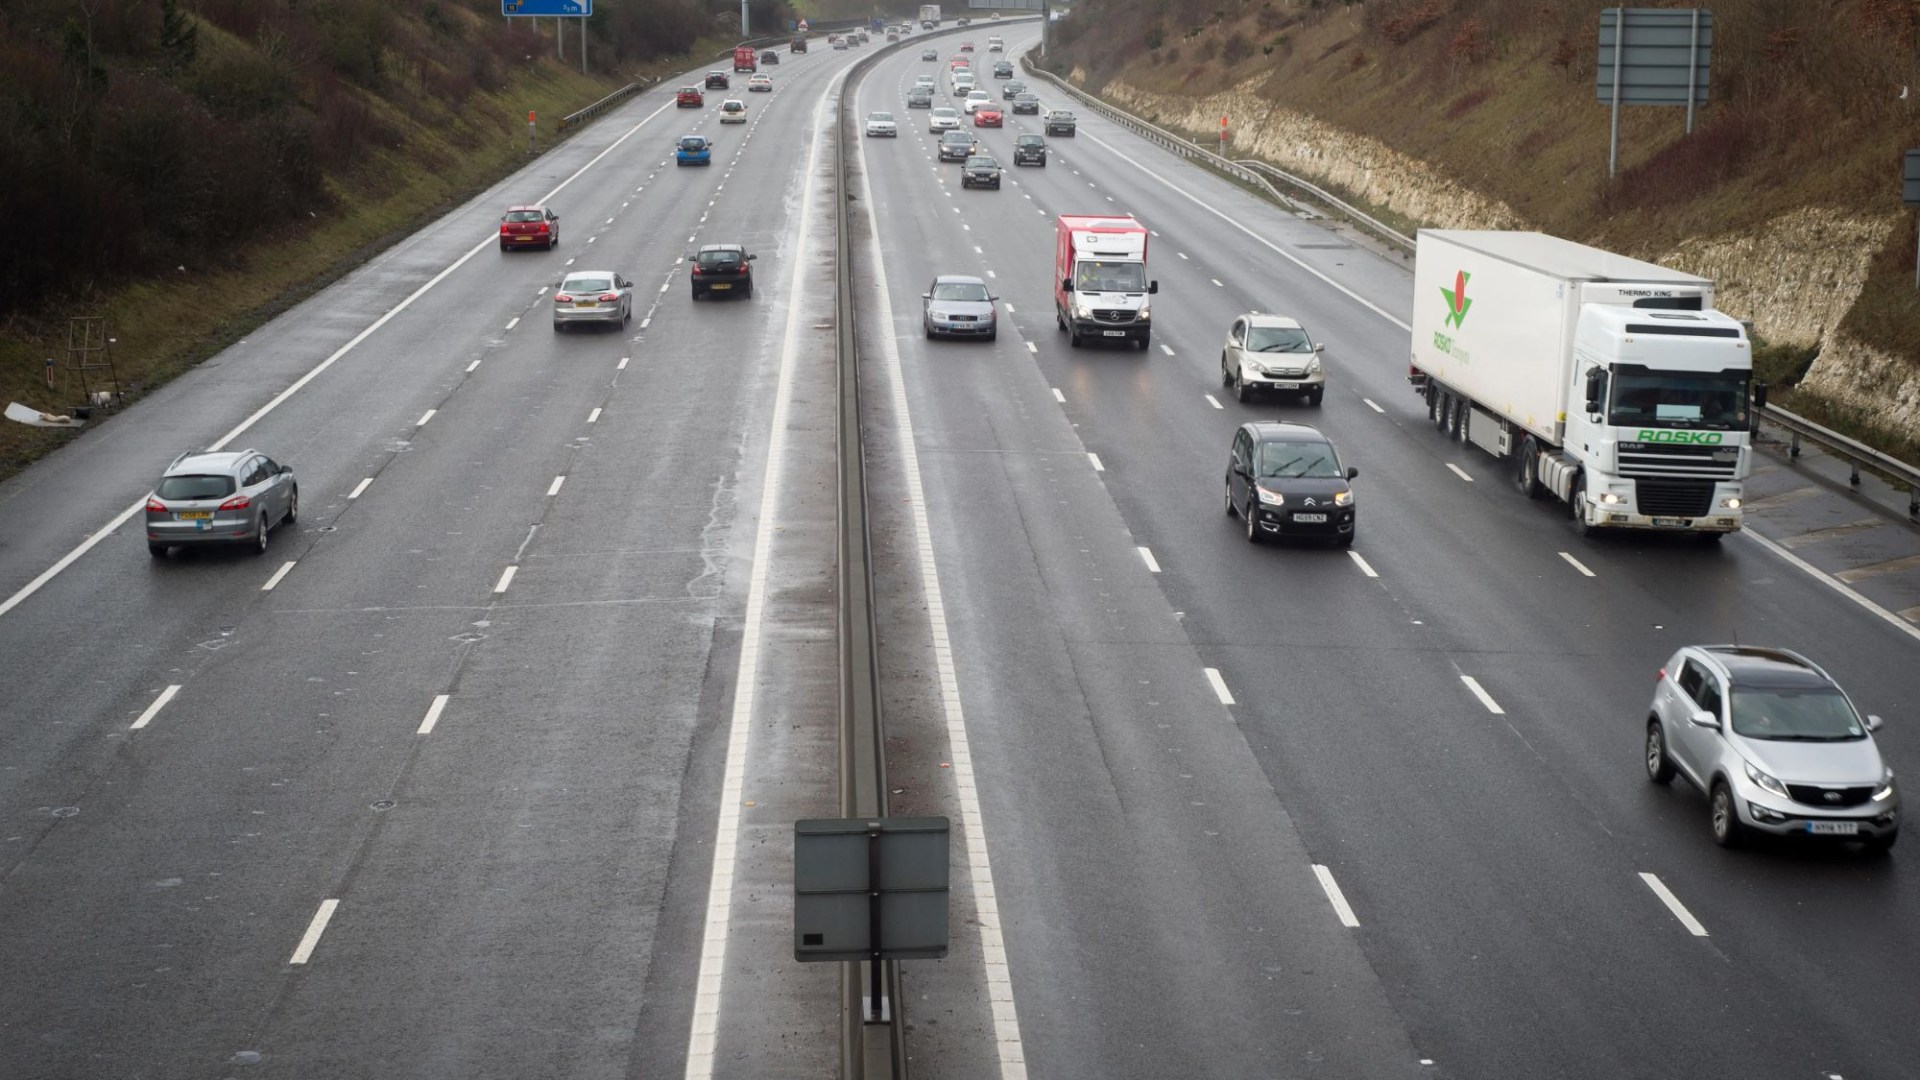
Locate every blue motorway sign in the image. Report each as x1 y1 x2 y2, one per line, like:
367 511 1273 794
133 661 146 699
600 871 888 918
503 0 591 15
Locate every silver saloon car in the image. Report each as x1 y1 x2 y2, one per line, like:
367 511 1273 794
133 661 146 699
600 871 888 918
922 275 998 341
1647 645 1898 852
552 271 634 331
145 449 297 557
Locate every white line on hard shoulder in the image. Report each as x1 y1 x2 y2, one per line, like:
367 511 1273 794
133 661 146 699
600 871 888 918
1460 675 1504 715
348 478 373 500
684 72 838 1080
1205 394 1224 409
1363 397 1384 413
566 257 576 266
1558 551 1596 577
1445 463 1473 482
1087 452 1105 472
1137 546 1161 573
261 561 296 592
288 899 339 964
416 409 436 427
1052 387 1065 403
417 694 450 735
505 316 519 330
547 476 566 497
130 685 182 731
493 566 517 594
851 96 1031 1080
1740 528 1920 646
587 408 602 424
1638 872 1709 936
1312 865 1361 928
1204 667 1235 705
660 281 671 293
1348 550 1378 578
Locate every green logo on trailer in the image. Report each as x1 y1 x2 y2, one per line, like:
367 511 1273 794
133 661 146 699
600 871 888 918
1441 269 1472 329
1637 430 1724 444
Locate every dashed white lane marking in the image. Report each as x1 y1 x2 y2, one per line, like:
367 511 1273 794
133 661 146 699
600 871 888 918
130 685 182 731
566 257 576 266
1158 343 1174 356
416 409 436 427
1638 873 1709 936
641 317 652 329
1004 302 1016 313
416 693 450 735
289 899 340 964
1461 676 1504 715
547 476 566 497
1348 550 1378 578
538 286 549 296
685 71 836 1080
1051 388 1065 403
505 316 519 330
1445 463 1473 482
1205 394 1223 409
1026 342 1037 354
1210 278 1224 288
1363 397 1385 413
1137 546 1161 573
660 282 672 293
587 408 602 424
1087 452 1105 472
1204 667 1235 705
618 356 631 370
348 478 373 500
493 566 518 594
587 236 598 243
466 359 481 373
1558 551 1596 577
1177 252 1189 260
1312 865 1362 928
261 561 296 592
854 104 1030 1080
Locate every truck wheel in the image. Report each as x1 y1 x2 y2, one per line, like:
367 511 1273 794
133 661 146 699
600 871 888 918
1136 334 1150 351
1570 474 1598 537
1446 396 1466 441
1515 437 1544 499
1433 391 1450 431
1069 327 1082 348
1057 309 1067 331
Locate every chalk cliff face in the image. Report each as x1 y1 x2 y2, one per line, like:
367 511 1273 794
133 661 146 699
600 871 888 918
1083 74 1917 439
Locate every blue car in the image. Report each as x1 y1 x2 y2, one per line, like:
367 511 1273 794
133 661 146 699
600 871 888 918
675 135 713 166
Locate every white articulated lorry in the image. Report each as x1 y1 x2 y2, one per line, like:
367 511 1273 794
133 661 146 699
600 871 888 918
1410 230 1759 538
919 4 941 28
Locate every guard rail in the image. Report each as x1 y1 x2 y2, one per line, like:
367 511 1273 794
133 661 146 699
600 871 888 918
1760 404 1920 518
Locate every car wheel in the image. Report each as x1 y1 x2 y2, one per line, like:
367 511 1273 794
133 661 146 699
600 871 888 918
1516 437 1544 499
1862 829 1899 855
554 322 565 333
1069 326 1082 348
1136 333 1149 351
1244 500 1262 544
1709 780 1744 848
1235 370 1252 403
1224 478 1237 517
986 328 997 341
548 237 557 250
745 283 753 299
1221 354 1233 387
252 514 270 556
148 543 168 559
1337 529 1355 547
500 243 511 252
1645 721 1675 784
1039 159 1047 168
285 485 299 526
925 322 936 339
1306 390 1323 407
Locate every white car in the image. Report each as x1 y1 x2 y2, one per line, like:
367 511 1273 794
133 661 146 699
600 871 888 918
747 74 773 92
718 99 747 123
928 107 961 132
915 74 936 88
952 77 976 96
865 111 899 137
963 90 993 114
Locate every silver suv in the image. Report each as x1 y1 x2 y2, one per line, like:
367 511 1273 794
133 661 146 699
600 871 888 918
1646 645 1898 852
144 449 297 558
1221 313 1326 405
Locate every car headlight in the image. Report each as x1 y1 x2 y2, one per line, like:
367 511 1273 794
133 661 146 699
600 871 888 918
1255 486 1285 506
1135 309 1149 323
1307 356 1321 373
1599 491 1625 505
1073 303 1093 319
1720 496 1743 509
1873 767 1896 802
1333 490 1353 507
1745 759 1790 799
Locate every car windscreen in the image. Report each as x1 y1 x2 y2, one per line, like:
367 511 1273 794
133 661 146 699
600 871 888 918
1246 326 1313 352
680 137 707 149
1257 441 1343 479
965 157 997 168
1017 136 1043 145
159 474 236 500
931 282 989 302
505 210 544 223
870 112 895 121
697 251 741 267
1073 260 1147 292
1730 687 1865 740
564 277 614 293
1607 366 1750 430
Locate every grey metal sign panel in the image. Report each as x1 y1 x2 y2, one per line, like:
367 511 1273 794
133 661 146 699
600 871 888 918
1905 150 1920 207
1596 8 1712 106
794 817 950 962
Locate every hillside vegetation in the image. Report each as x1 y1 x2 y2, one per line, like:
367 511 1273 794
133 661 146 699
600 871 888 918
1043 0 1920 456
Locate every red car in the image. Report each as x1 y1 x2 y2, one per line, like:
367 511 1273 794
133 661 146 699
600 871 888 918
973 108 1003 127
499 204 559 250
676 86 704 107
959 41 974 51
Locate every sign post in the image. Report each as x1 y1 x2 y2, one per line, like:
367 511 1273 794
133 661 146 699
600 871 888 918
1904 149 1920 287
1596 8 1713 177
527 110 537 154
794 817 950 1026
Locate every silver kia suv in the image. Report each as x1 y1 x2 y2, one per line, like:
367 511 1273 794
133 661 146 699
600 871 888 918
144 449 297 558
1646 645 1898 852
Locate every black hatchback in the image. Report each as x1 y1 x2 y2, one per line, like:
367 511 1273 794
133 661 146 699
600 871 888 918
688 243 755 299
1224 422 1357 545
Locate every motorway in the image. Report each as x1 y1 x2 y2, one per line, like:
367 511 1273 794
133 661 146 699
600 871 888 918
1 19 1916 1080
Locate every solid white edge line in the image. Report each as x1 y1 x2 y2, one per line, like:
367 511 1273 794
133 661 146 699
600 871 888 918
288 898 340 964
417 693 449 736
347 478 373 500
1740 528 1920 646
1363 397 1385 413
547 476 566 497
260 561 296 592
129 684 182 731
416 409 436 427
493 566 517 594
1312 865 1362 928
1203 667 1235 705
1051 387 1065 403
1137 546 1161 573
1460 675 1504 715
1558 551 1596 577
1205 394 1223 409
1445 463 1473 482
853 95 1030 1080
683 72 836 1080
1348 550 1378 578
1638 872 1710 936
1088 452 1104 472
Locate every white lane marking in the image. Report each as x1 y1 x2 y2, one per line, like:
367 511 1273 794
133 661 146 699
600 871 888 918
1137 546 1161 573
1026 342 1037 354
1363 397 1385 413
1004 302 1016 313
1051 388 1065 403
1312 865 1361 928
493 566 517 594
641 317 652 329
547 476 566 497
660 281 671 293
416 409 436 428
1445 463 1473 482
1205 394 1223 409
587 236 597 243
1740 529 1920 646
1348 551 1378 578
130 685 182 731
1204 667 1235 705
347 478 373 500
987 269 997 278
1638 872 1709 936
1087 452 1105 472
1558 551 1596 577
566 257 575 266
505 316 519 330
618 356 630 370
417 694 450 735
1177 252 1189 260
288 899 340 964
1461 676 1504 715
261 561 297 592
587 408 602 424
685 71 835 1080
465 359 481 373
1150 229 1160 236
855 102 1031 1080
538 286 549 296
1158 343 1174 356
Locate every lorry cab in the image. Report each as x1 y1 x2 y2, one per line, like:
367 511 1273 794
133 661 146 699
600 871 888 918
1054 215 1158 350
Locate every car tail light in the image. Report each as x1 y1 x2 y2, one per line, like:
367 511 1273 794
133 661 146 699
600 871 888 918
218 495 252 511
689 265 702 276
145 497 166 512
555 293 573 303
537 223 550 234
598 292 619 302
1656 667 1666 682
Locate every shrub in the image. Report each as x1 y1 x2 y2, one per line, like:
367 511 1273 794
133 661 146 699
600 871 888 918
1221 31 1253 63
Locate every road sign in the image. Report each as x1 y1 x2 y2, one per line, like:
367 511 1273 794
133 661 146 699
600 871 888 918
503 0 591 15
1596 8 1712 106
795 817 949 963
1904 149 1920 207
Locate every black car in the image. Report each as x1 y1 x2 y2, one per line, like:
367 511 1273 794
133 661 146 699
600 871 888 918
761 50 780 65
705 70 730 89
1045 110 1077 136
1001 80 1027 100
960 154 1002 189
1224 422 1357 545
938 131 977 162
907 87 934 108
1012 134 1047 167
993 61 1014 78
688 243 755 300
1012 93 1041 115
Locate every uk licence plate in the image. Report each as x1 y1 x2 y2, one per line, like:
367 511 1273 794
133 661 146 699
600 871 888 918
1294 513 1328 523
1651 516 1688 527
711 283 731 290
1273 382 1299 389
177 511 211 520
1102 330 1125 337
1806 821 1859 836
577 300 597 307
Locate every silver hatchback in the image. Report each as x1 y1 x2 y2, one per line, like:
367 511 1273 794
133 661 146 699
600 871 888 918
552 271 633 331
144 449 297 557
1646 645 1898 852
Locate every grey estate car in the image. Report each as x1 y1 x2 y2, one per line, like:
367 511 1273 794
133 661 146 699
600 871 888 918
145 449 296 557
1647 645 1898 852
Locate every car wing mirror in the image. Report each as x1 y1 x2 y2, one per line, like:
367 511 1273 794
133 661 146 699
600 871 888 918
1689 709 1721 730
921 293 932 300
1148 281 1159 295
747 254 757 261
1314 342 1325 352
1866 713 1883 731
1346 466 1359 480
1060 277 1071 293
